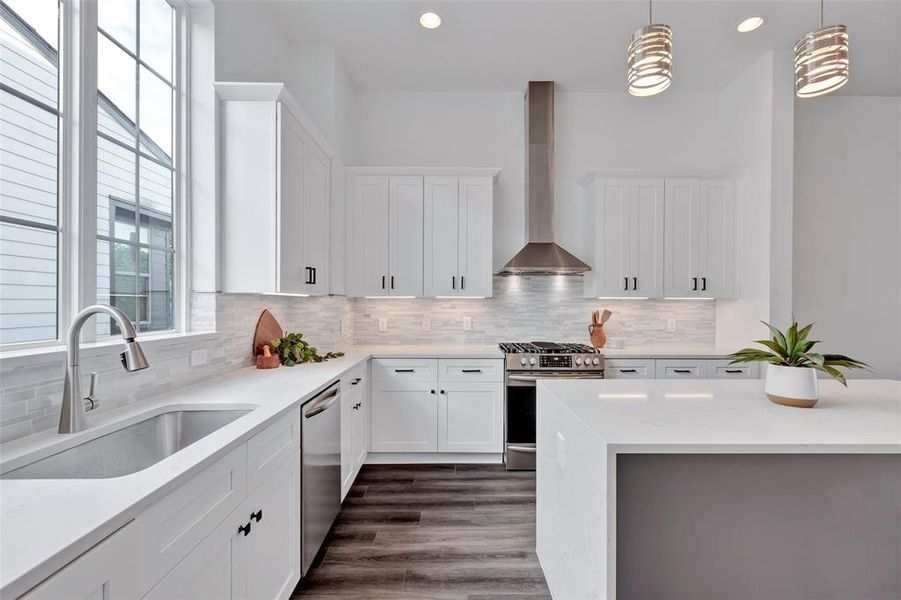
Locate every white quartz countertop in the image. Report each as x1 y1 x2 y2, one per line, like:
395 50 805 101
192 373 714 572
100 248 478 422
538 378 901 452
0 344 505 596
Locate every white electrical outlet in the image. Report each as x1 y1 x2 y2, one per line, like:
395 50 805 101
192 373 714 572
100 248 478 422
462 316 472 331
421 317 431 332
556 432 566 469
378 317 388 332
667 319 677 332
190 348 208 367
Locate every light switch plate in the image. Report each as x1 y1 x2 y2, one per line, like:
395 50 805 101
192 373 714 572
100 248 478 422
421 317 431 332
556 432 566 469
667 319 677 332
378 317 388 332
463 316 472 331
190 349 208 367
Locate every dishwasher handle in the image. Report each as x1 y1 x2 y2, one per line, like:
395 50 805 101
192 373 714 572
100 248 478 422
304 386 340 418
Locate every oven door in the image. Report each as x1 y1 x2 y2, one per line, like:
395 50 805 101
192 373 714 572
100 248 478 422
505 372 605 470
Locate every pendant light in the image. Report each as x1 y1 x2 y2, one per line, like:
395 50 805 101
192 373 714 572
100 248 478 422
794 0 849 98
627 0 673 97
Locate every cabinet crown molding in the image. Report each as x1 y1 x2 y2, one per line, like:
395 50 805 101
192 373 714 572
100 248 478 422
347 167 502 181
578 168 744 187
214 81 335 158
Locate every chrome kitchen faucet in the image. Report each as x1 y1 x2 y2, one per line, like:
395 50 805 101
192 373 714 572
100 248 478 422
58 305 149 433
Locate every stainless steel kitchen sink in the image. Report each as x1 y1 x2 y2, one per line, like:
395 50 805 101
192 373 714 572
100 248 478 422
1 409 251 480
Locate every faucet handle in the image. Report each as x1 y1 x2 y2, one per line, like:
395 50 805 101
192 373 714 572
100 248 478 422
84 372 99 411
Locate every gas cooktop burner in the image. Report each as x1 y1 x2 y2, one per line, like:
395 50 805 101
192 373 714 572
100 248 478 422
499 341 601 354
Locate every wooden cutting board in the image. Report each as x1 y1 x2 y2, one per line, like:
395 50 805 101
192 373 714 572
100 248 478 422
252 309 284 357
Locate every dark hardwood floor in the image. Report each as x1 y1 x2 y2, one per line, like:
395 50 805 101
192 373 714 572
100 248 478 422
292 464 551 600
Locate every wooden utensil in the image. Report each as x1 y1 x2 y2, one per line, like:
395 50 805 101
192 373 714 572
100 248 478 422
589 309 612 348
256 344 281 369
252 309 284 357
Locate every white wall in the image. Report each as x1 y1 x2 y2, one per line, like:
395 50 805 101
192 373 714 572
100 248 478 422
213 1 288 83
793 96 901 378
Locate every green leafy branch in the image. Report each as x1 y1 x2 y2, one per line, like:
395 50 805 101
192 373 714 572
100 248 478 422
728 319 869 386
271 331 344 367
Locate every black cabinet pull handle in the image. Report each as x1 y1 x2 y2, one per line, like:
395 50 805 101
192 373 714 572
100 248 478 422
673 369 692 374
395 368 414 373
632 277 637 291
461 369 482 373
382 275 386 290
692 277 698 291
352 403 359 410
350 377 362 385
701 277 707 291
461 275 465 289
238 523 251 536
624 277 628 291
452 276 456 290
312 268 317 285
251 510 262 523
620 369 637 373
390 275 395 289
430 389 435 394
440 390 446 394
725 369 744 374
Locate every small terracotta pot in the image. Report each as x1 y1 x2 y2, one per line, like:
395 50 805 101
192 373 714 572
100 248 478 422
589 324 607 348
765 364 818 407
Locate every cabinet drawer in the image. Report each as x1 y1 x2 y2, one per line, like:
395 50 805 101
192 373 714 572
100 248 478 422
341 363 368 394
708 360 758 379
437 359 504 383
371 359 438 383
137 444 247 596
656 359 707 379
247 406 300 493
605 359 655 379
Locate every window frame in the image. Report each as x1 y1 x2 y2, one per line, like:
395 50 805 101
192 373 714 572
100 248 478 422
0 0 189 350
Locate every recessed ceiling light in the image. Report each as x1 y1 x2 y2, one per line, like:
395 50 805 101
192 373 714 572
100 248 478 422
737 16 766 33
419 12 441 29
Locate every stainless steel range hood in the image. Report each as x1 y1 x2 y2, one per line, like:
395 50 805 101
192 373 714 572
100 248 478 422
499 81 590 276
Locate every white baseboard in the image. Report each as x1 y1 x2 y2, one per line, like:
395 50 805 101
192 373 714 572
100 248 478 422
365 452 504 465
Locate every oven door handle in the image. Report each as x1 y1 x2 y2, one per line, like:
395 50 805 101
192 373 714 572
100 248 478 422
507 445 537 454
508 374 606 383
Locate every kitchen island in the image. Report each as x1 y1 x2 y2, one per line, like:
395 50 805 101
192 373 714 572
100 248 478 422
535 379 901 600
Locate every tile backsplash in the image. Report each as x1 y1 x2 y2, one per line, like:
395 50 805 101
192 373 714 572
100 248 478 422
0 276 713 443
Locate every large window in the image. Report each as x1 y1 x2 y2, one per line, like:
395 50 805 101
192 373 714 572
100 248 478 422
0 0 60 345
96 0 175 336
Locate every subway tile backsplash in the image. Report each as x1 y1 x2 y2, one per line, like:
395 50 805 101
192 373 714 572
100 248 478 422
0 277 713 444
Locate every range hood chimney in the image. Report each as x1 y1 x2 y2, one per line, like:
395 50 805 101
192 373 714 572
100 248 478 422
499 81 590 276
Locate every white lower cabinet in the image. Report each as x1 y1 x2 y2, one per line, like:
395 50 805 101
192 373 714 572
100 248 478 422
606 358 759 379
655 359 707 379
370 358 504 455
341 365 369 499
604 359 656 379
438 383 504 453
22 523 138 600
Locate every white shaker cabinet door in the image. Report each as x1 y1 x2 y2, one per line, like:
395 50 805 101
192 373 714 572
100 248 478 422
438 382 504 453
588 179 631 297
664 178 702 297
458 177 494 297
629 179 665 298
389 176 424 296
371 382 438 452
424 177 460 296
22 524 138 600
698 179 736 298
277 104 308 294
303 139 331 295
348 176 391 296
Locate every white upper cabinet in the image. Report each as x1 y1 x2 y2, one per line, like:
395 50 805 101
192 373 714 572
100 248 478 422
664 178 736 298
348 169 498 298
423 176 494 297
217 83 332 295
584 178 664 298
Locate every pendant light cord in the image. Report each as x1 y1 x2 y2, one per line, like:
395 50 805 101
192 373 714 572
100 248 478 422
649 0 653 25
820 0 824 28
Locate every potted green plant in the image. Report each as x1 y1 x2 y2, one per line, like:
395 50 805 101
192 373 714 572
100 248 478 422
271 331 344 366
728 319 869 407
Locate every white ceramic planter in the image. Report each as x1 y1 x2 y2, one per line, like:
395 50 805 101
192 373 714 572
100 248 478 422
764 364 819 408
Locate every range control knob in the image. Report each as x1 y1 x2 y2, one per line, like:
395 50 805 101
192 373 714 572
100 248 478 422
575 357 583 365
520 356 527 366
592 357 601 366
529 357 537 366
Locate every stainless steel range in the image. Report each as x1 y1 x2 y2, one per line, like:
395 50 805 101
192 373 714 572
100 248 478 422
501 342 605 470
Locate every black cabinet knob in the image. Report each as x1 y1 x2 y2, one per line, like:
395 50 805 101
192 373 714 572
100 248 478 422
251 510 263 523
238 522 251 536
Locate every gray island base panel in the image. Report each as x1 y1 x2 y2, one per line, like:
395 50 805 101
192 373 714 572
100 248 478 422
617 453 901 600
534 379 901 600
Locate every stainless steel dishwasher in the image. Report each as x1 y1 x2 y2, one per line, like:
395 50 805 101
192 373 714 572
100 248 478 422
301 381 341 575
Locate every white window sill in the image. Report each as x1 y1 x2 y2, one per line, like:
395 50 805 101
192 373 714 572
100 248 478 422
0 331 220 362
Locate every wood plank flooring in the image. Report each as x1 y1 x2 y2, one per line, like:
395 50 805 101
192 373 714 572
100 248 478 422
292 464 550 600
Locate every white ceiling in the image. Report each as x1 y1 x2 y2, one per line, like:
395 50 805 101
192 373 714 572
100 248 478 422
265 0 901 96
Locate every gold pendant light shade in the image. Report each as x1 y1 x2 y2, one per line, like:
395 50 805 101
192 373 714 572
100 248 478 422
627 24 673 97
794 24 849 97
